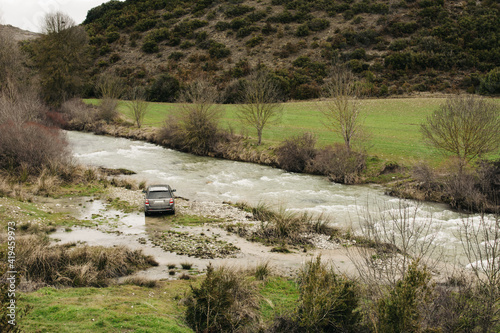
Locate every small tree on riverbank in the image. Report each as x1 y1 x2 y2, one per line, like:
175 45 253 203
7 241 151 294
237 70 283 145
127 87 149 128
320 65 366 152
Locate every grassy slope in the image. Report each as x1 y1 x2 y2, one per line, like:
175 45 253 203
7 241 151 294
90 97 500 165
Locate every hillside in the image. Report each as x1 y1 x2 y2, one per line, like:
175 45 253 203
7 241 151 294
0 24 39 41
83 0 500 101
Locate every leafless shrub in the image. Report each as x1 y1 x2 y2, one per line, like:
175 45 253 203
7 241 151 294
0 27 32 99
351 200 441 286
444 169 487 211
459 213 500 331
347 199 443 330
409 159 499 212
127 87 149 128
95 75 124 100
306 144 366 184
0 121 69 175
60 98 98 130
426 273 483 332
412 162 439 192
98 97 119 123
0 90 46 125
276 132 316 173
476 159 500 207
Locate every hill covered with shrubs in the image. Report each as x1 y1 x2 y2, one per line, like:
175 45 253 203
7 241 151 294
82 0 500 101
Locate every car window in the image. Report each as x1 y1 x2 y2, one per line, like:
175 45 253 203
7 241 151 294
148 191 171 199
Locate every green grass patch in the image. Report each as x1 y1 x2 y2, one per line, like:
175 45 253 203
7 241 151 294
18 284 193 333
258 276 299 323
170 213 222 226
107 197 137 213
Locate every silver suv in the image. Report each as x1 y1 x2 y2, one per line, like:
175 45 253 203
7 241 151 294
143 185 176 216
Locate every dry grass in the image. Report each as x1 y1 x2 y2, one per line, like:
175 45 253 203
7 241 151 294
8 234 158 289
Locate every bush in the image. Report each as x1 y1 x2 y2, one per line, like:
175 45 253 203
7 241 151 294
293 82 322 100
224 4 254 18
296 24 310 37
377 260 434 333
168 51 184 60
141 39 159 53
60 98 98 130
158 80 224 155
295 256 360 332
98 97 119 123
146 74 180 102
215 21 231 31
276 132 316 172
246 34 264 48
105 31 120 43
0 119 69 175
307 145 366 184
479 67 500 95
134 18 157 32
208 42 231 59
185 265 259 332
307 18 330 31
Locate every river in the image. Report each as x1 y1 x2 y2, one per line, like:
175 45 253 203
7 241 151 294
67 131 497 266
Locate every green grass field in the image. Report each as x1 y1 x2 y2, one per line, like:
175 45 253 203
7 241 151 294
86 97 500 166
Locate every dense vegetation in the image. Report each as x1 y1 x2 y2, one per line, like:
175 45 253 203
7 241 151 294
81 0 500 101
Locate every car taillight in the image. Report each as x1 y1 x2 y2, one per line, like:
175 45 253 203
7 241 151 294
169 198 174 204
145 199 149 205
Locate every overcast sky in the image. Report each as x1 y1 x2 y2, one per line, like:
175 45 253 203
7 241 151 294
0 0 123 32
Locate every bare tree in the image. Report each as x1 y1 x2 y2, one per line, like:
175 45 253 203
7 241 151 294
96 75 124 101
127 87 149 128
347 200 442 331
421 95 500 170
237 70 283 145
349 200 441 288
321 65 365 151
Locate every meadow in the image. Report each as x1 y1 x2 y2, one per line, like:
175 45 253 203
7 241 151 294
88 96 495 166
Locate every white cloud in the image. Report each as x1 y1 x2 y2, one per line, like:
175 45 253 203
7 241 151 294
0 0 122 32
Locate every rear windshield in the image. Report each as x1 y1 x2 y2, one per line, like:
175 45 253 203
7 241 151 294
148 191 171 199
